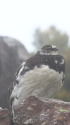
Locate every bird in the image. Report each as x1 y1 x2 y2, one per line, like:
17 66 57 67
10 44 65 109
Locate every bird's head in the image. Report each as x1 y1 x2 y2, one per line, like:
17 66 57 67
38 45 58 55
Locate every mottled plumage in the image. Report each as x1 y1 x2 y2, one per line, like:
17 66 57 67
10 45 65 108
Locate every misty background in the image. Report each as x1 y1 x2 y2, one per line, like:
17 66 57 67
0 0 70 109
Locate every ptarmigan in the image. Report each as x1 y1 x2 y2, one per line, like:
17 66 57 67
10 45 65 109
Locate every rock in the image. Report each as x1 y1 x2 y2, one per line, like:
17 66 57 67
0 107 11 125
3 36 29 60
13 96 70 125
0 36 29 109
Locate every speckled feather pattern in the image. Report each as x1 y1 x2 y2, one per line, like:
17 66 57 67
10 45 65 108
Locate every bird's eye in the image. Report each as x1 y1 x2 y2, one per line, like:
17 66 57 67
52 48 58 51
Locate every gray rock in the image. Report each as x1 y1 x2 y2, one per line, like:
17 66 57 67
0 36 29 109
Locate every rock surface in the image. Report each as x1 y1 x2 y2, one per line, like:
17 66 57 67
0 97 70 125
0 36 29 109
13 96 70 125
0 107 11 125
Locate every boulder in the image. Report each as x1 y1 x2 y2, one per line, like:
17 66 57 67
0 36 29 109
13 96 70 125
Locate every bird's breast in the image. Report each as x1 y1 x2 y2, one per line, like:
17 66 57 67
11 65 64 106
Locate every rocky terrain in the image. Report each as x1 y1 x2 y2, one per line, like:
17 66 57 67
0 96 70 125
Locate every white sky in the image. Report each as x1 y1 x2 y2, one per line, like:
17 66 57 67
0 0 70 52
